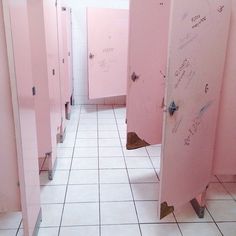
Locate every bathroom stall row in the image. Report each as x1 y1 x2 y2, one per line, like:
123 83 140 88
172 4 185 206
0 0 73 235
126 0 236 220
86 0 236 220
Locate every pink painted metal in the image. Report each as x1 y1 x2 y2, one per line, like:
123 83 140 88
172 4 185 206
66 8 73 103
56 0 67 134
62 7 73 102
87 8 129 99
159 0 231 218
126 0 170 146
43 0 62 172
0 2 20 212
27 0 52 167
58 5 73 119
3 0 41 234
213 1 236 175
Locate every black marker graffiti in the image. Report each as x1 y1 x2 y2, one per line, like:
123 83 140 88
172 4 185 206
218 5 224 13
174 58 195 89
172 118 183 134
184 118 201 146
192 15 207 29
184 101 213 146
103 48 114 53
205 84 209 94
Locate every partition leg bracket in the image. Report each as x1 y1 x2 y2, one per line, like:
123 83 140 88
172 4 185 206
190 186 208 219
57 127 66 144
190 198 205 218
33 208 42 236
126 132 150 150
48 157 58 181
65 102 71 120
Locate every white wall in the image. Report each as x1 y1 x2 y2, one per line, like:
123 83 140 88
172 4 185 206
61 0 129 105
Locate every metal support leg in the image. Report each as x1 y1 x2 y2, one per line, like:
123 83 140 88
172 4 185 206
190 186 208 218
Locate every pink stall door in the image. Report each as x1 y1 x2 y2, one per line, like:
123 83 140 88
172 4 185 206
27 0 53 173
126 0 170 149
43 0 62 177
87 8 129 99
0 1 20 213
159 0 231 219
213 1 236 175
59 5 73 119
56 0 67 136
3 0 41 235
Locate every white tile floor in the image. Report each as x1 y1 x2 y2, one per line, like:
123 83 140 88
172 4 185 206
1 105 236 235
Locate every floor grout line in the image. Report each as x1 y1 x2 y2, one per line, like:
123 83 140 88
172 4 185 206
57 106 82 236
112 105 143 236
205 207 224 236
96 105 102 236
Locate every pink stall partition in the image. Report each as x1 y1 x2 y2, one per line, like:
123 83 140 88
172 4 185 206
43 0 62 176
3 0 41 235
213 1 236 175
66 8 73 104
159 0 231 219
59 5 73 119
56 0 67 135
27 0 53 171
0 1 20 212
87 8 129 99
126 0 170 149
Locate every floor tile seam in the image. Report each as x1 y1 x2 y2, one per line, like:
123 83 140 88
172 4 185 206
112 105 143 236
57 106 82 236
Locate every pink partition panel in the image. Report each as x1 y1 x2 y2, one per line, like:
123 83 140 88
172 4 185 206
27 0 52 162
214 2 236 175
56 0 67 133
3 0 41 234
0 1 20 212
87 8 129 99
159 0 231 219
58 5 72 119
126 0 170 149
66 8 73 102
43 0 62 172
61 7 73 103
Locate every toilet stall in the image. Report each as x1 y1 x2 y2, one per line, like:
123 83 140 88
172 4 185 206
1 0 41 235
26 0 74 179
126 0 232 219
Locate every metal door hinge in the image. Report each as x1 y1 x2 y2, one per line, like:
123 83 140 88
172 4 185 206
62 7 66 11
168 101 179 116
131 72 139 82
89 53 94 59
32 86 36 96
52 69 55 76
68 52 71 56
62 58 65 63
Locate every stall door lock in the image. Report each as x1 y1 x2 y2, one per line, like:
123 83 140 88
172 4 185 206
89 53 94 59
168 101 179 116
131 72 139 82
32 86 36 96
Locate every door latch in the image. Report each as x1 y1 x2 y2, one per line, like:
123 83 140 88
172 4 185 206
32 86 36 96
168 101 179 116
131 72 139 82
89 53 94 59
